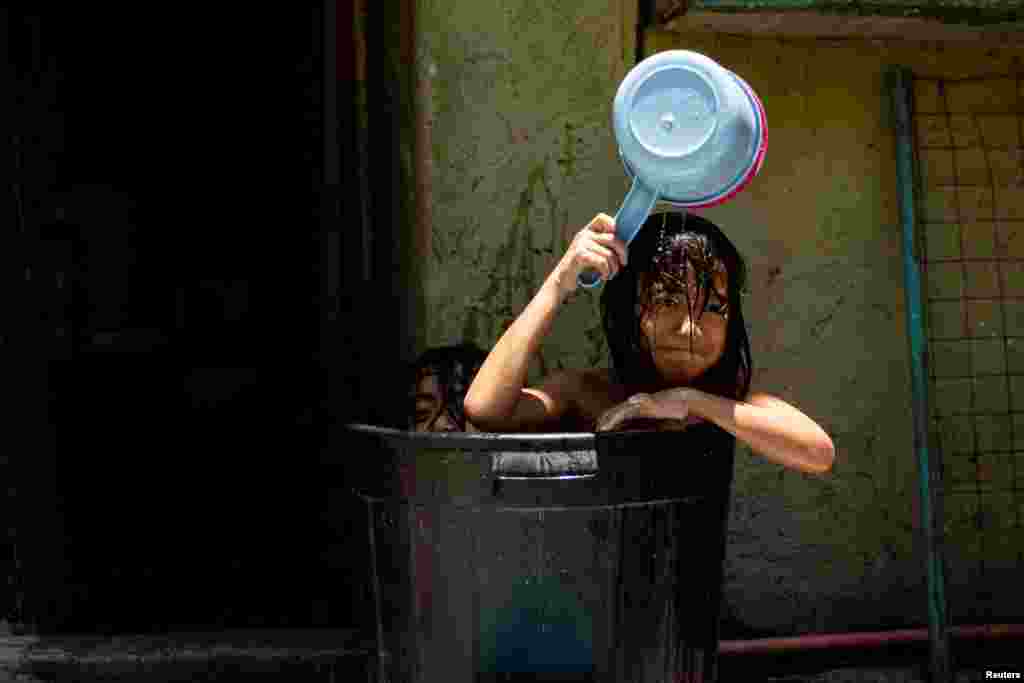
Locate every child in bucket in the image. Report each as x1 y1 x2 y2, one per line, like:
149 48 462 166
465 210 834 475
409 342 487 432
403 343 487 663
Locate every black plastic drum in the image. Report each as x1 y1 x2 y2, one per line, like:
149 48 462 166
343 423 736 683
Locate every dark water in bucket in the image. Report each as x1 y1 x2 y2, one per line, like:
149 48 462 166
344 424 736 683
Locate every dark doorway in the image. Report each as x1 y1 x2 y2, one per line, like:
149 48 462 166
3 4 378 634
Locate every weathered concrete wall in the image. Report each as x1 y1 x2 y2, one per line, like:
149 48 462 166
416 0 1024 637
418 0 636 378
646 31 1024 635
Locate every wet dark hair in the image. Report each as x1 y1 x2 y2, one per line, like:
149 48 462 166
409 342 488 430
601 211 752 400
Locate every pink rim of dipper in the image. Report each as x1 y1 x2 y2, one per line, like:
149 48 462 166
692 73 768 209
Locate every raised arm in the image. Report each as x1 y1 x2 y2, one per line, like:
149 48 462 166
465 214 627 432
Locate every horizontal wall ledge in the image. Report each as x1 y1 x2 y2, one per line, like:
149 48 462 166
656 8 1024 43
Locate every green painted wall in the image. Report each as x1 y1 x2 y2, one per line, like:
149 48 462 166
416 0 1024 635
417 0 635 378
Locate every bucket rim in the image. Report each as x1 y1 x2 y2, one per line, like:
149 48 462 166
343 422 597 451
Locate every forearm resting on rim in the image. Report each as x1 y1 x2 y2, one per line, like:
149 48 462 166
678 389 835 474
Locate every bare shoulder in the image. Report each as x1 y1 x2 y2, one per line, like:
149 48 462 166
537 368 588 393
578 368 614 391
575 368 625 420
535 368 618 415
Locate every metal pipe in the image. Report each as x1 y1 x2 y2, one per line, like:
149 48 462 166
719 624 1024 656
891 66 951 682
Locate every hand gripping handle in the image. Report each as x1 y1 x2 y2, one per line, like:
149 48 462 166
577 177 658 288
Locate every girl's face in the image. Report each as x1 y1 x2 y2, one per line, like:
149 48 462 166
640 263 730 386
412 374 460 432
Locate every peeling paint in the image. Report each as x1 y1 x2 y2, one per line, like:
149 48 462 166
556 121 579 180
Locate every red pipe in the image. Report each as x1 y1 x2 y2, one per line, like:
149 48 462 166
718 623 1024 656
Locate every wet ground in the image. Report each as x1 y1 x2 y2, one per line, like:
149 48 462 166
3 626 1018 682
